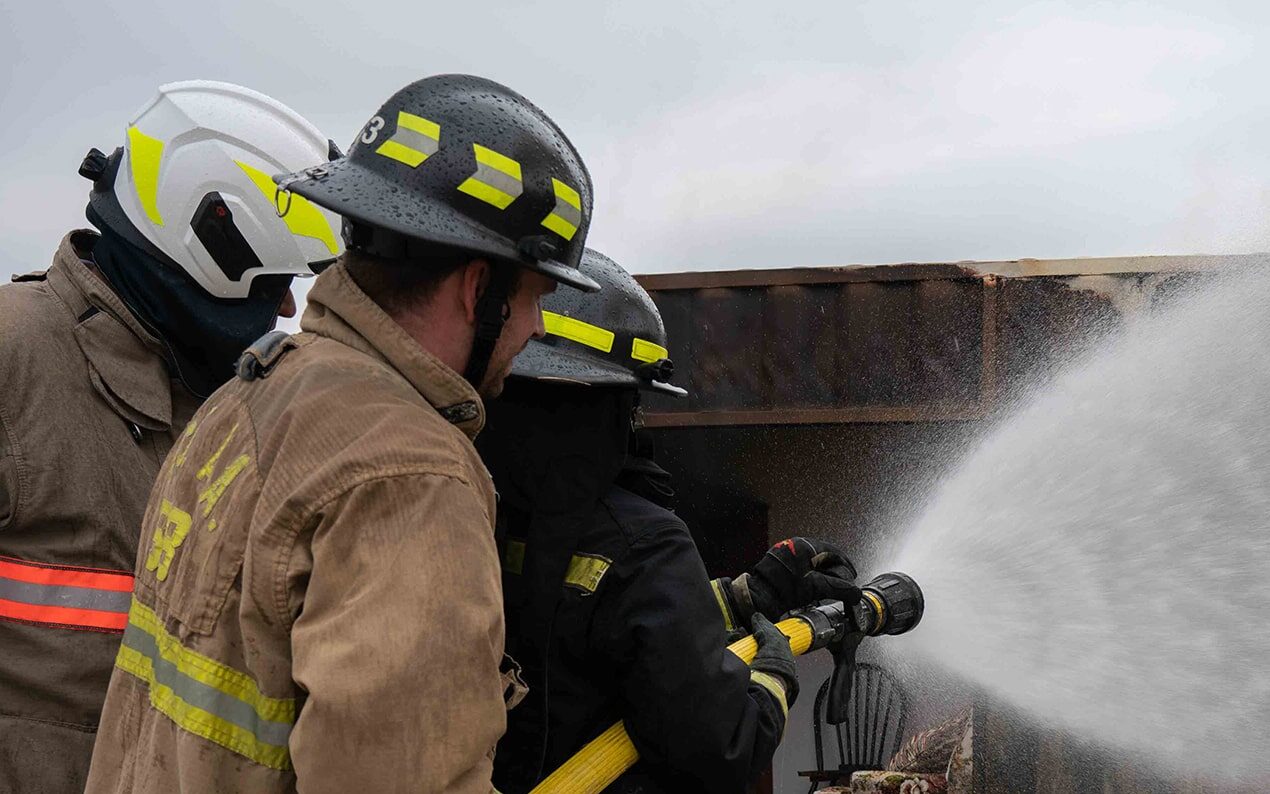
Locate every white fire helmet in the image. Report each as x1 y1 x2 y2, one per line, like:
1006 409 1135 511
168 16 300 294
107 80 343 299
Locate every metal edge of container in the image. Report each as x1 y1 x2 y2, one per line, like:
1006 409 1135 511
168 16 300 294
634 252 1265 292
635 252 1270 427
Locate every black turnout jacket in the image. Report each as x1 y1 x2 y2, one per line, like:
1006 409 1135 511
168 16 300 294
479 382 787 793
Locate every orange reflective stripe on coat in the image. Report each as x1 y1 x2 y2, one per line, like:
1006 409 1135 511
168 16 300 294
0 555 133 632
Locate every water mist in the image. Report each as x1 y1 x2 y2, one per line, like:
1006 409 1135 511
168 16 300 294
890 268 1270 780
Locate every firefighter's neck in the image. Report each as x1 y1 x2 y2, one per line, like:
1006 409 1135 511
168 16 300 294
390 260 486 378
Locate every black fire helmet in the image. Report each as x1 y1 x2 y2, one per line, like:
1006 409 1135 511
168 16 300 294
510 248 687 397
274 75 598 292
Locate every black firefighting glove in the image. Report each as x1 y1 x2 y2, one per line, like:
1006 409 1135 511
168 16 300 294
749 613 799 708
726 537 862 624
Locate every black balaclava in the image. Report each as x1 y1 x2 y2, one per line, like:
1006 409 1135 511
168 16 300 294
479 378 636 516
84 148 291 399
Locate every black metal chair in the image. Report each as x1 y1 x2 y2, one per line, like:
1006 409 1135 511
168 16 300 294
797 662 908 792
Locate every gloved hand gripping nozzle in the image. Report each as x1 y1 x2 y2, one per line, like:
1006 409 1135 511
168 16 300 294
789 571 924 724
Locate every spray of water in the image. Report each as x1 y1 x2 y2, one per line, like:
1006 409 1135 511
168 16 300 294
891 268 1270 780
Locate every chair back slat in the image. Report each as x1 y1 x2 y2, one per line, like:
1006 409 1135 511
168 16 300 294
808 662 908 789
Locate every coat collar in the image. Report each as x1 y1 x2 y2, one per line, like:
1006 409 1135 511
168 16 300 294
45 231 180 430
300 260 485 439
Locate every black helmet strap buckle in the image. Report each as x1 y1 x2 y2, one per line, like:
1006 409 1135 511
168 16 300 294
635 358 675 384
463 264 517 389
517 234 560 263
79 147 115 183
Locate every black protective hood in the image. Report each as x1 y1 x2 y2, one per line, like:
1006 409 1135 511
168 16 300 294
84 148 291 398
616 431 677 512
479 378 637 518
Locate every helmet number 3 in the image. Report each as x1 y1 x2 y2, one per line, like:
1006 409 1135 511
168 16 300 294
360 115 386 145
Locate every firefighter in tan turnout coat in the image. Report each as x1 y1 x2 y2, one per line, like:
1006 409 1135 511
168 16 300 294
0 82 341 794
86 74 599 793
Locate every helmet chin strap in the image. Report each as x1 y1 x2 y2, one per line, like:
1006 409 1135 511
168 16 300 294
463 264 517 390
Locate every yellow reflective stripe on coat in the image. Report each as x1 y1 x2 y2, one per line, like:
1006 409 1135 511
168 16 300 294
237 160 340 255
457 144 524 209
709 579 736 633
542 311 615 353
115 596 296 770
563 554 612 594
127 126 166 226
504 539 526 575
375 110 441 168
631 338 669 364
540 178 582 241
750 670 789 721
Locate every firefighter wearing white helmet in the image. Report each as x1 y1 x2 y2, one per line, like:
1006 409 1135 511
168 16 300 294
0 81 338 794
81 79 344 396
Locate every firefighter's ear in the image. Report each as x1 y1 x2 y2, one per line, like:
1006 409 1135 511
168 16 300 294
460 259 492 325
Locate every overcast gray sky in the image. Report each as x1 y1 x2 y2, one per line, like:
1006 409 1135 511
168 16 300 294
3 0 1268 292
2 3 1266 787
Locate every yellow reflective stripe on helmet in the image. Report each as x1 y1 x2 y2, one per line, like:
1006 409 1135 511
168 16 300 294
710 579 737 633
376 141 425 168
127 126 166 226
237 161 340 255
115 596 295 770
750 670 789 721
375 110 441 168
397 110 441 139
541 178 582 241
631 338 669 364
543 311 615 353
457 144 524 209
563 553 612 593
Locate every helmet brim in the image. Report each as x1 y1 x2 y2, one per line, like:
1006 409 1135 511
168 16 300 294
524 257 601 293
276 160 600 293
510 339 687 397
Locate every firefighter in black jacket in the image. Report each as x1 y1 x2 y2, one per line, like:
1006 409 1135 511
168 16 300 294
479 250 862 792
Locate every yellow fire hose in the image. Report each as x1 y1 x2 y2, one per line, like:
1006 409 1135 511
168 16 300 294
529 616 816 794
527 571 926 794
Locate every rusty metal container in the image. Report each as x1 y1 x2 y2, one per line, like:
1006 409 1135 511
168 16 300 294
633 253 1261 794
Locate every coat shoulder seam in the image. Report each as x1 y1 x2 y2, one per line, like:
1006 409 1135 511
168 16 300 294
274 468 480 631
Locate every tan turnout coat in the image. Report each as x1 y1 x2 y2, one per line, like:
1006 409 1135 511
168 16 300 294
0 231 199 794
86 261 514 794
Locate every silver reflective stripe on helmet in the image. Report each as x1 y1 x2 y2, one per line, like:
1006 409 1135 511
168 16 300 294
374 111 441 168
457 144 524 209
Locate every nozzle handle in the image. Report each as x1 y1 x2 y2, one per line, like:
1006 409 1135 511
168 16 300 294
826 631 866 725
